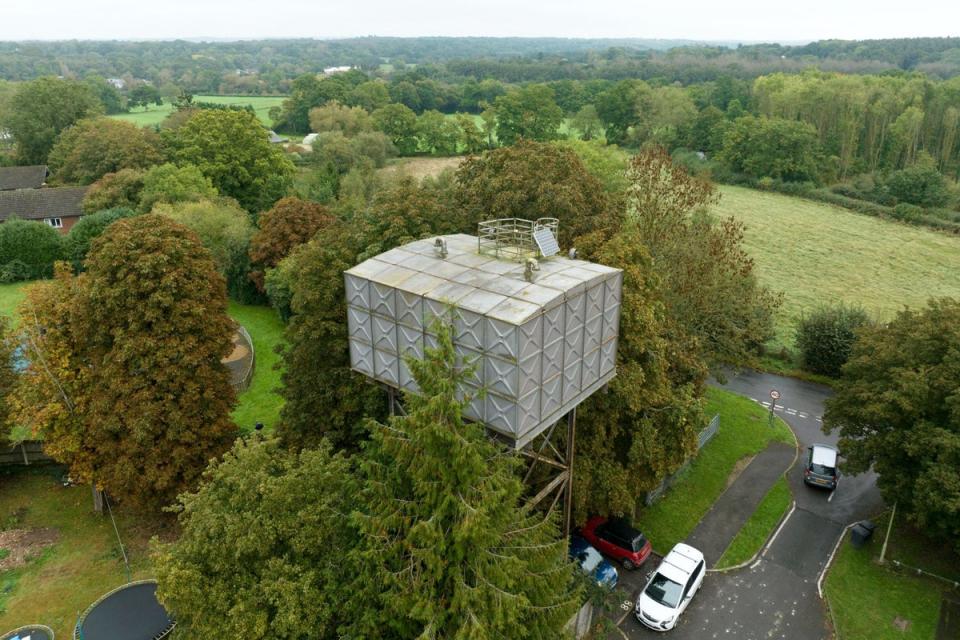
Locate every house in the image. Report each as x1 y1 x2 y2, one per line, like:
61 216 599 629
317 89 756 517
323 65 354 76
0 186 88 234
0 165 48 190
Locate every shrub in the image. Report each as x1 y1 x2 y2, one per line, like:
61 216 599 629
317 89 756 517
0 218 63 280
885 157 951 208
892 203 924 223
138 163 218 213
795 304 871 377
63 207 137 266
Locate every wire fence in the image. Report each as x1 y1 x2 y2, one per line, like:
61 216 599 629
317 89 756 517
644 414 720 507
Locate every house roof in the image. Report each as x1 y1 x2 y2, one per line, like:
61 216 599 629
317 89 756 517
0 186 88 222
0 165 48 190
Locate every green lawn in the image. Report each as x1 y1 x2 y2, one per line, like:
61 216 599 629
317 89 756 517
110 95 285 128
715 476 791 569
0 282 27 323
713 186 960 348
227 302 286 433
635 388 794 554
0 470 161 638
825 513 944 640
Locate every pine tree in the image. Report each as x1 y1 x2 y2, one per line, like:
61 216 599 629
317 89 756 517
345 321 580 639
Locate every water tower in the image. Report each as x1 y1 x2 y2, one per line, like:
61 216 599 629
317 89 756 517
344 219 623 534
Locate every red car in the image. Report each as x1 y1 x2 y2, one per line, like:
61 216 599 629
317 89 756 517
581 516 653 570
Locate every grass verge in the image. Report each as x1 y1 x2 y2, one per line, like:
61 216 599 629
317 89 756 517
0 282 27 323
715 476 791 569
228 302 286 433
0 469 166 638
824 513 945 640
635 388 794 554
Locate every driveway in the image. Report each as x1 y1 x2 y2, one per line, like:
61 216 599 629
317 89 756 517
614 370 884 639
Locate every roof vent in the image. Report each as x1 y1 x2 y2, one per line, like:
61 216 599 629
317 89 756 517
477 218 560 262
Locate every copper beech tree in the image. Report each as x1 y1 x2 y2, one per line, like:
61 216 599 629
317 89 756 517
247 196 334 292
14 215 238 508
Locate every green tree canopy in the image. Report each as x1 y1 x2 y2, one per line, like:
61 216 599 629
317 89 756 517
14 215 237 508
47 117 163 185
138 162 219 213
162 109 295 213
345 322 580 638
63 207 137 266
372 103 419 155
308 101 373 135
824 298 960 551
153 438 357 638
81 168 145 214
0 218 64 281
493 85 564 145
719 115 823 182
3 76 104 164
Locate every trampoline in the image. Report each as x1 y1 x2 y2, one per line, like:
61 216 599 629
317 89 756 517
1 625 54 640
73 581 174 640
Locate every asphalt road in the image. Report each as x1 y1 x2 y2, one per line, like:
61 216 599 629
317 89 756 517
614 370 884 639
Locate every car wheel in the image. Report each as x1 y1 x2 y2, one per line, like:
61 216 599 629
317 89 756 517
622 559 635 570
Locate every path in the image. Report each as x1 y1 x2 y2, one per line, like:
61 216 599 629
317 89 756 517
685 441 795 565
615 370 883 639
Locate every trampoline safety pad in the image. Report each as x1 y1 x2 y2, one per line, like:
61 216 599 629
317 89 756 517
1 625 54 640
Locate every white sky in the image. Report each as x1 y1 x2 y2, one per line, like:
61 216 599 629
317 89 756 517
1 0 958 42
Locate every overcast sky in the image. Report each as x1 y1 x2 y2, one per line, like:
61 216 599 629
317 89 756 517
2 0 958 42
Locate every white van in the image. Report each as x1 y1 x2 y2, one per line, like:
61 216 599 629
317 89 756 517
635 543 705 631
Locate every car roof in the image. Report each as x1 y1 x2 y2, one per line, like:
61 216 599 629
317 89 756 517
658 543 703 583
811 444 838 467
603 517 642 539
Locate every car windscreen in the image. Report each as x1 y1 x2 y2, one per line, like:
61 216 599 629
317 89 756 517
645 572 683 608
629 534 647 552
811 463 835 476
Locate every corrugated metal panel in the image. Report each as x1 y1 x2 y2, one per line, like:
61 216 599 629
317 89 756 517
543 304 565 345
584 314 603 354
518 315 543 361
397 324 423 358
541 374 563 417
455 309 485 351
485 393 517 434
397 290 422 329
344 274 369 309
583 348 601 388
347 307 372 343
518 353 541 397
350 340 374 375
375 350 399 385
542 337 564 381
485 356 518 397
600 338 617 375
372 315 398 353
518 388 541 434
602 303 621 341
563 361 582 403
456 345 484 388
371 282 396 317
483 317 519 360
586 282 604 319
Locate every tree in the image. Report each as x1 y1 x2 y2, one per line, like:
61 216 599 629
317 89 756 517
0 219 63 281
345 81 391 112
625 147 780 369
138 163 218 213
274 222 385 451
63 207 136 266
0 318 14 436
371 103 419 155
47 117 163 185
163 109 295 213
82 168 145 214
493 85 564 145
595 80 650 145
248 197 334 292
455 139 617 243
416 110 458 155
718 116 822 182
455 113 485 154
344 322 579 639
84 76 125 115
2 77 103 164
795 304 871 377
552 139 629 194
127 84 163 110
824 299 960 551
14 215 238 508
571 104 603 141
308 101 373 135
155 199 256 301
884 153 952 208
153 438 356 638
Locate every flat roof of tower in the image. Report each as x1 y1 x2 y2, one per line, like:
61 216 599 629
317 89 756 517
344 234 621 325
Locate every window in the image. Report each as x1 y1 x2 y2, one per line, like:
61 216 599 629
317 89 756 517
46 217 63 229
684 560 705 597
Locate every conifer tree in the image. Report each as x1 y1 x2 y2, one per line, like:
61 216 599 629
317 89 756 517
345 321 580 639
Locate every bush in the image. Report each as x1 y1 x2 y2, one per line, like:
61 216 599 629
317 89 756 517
0 218 63 280
63 207 137 266
138 163 218 213
892 203 924 223
885 157 951 208
795 304 871 377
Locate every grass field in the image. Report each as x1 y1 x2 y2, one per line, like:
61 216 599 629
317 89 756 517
0 469 163 638
635 388 794 554
713 186 960 348
824 513 945 640
228 302 286 432
110 95 285 128
715 477 791 568
0 283 25 324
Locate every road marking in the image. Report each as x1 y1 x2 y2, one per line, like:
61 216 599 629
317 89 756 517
786 408 797 415
818 522 857 598
762 502 796 558
828 489 836 503
749 557 762 570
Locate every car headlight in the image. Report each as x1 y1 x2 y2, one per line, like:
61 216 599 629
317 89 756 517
660 616 676 629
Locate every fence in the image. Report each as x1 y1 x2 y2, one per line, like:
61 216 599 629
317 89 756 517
643 414 720 507
0 440 53 466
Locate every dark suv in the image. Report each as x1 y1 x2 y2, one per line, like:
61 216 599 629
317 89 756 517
804 444 840 490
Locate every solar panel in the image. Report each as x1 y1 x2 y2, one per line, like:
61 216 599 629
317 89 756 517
533 227 559 257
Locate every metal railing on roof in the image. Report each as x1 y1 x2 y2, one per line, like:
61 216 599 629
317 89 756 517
477 218 559 262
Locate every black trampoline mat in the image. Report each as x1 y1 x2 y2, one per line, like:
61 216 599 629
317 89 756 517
79 583 173 640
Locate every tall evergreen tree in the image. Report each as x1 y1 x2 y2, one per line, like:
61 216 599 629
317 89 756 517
345 322 580 639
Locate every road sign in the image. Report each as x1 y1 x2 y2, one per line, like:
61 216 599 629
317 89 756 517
770 389 781 401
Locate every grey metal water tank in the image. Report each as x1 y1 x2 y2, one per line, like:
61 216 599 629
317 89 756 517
344 233 622 448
